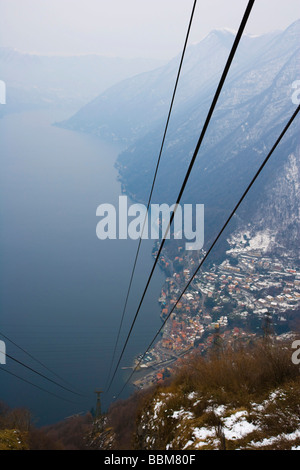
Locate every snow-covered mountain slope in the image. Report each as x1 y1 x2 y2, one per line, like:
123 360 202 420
57 26 284 142
133 385 300 450
228 147 300 257
59 20 300 254
93 340 300 451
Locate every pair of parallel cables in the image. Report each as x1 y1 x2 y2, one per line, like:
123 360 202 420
0 331 84 404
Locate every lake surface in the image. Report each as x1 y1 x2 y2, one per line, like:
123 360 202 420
0 108 165 425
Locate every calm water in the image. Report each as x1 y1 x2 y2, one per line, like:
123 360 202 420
0 108 165 425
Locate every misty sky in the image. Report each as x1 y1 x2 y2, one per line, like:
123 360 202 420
0 0 299 60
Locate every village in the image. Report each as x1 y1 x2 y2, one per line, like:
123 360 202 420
132 243 300 390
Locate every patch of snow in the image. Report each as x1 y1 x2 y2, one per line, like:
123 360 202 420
183 440 194 450
153 400 164 419
193 427 216 443
222 411 258 440
172 409 194 420
226 229 275 255
206 404 227 417
251 403 265 412
250 429 300 448
250 436 279 448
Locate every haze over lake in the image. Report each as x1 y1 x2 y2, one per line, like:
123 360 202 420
0 108 165 425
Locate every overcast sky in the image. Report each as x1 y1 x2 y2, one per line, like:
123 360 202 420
0 0 299 60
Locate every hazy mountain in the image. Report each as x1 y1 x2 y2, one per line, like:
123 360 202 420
0 47 165 115
58 20 300 253
57 28 281 141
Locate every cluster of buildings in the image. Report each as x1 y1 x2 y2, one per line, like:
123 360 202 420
195 253 300 319
132 244 300 390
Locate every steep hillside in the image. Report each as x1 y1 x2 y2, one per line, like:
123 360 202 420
57 28 282 142
0 429 29 450
119 20 300 254
0 402 93 450
1 339 299 451
227 146 300 257
58 21 300 254
114 21 299 228
98 339 300 451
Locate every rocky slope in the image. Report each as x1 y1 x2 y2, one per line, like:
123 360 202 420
134 383 300 450
93 339 300 451
1 340 299 451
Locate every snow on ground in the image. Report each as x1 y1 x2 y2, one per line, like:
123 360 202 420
250 430 300 449
150 388 300 450
171 409 194 420
193 428 216 448
226 229 275 254
153 399 164 420
222 411 258 440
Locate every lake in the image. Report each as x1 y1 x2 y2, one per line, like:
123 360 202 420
0 108 165 425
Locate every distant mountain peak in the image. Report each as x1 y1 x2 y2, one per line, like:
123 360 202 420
213 27 237 36
202 28 235 42
202 26 286 43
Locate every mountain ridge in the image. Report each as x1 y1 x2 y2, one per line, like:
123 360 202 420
57 21 299 142
57 20 300 256
0 46 165 115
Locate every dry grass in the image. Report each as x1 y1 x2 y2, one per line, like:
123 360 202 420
170 339 299 406
129 339 300 450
